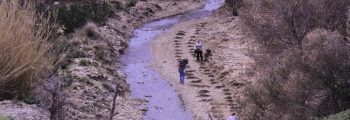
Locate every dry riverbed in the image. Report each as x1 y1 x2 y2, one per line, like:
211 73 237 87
152 8 259 119
0 1 206 120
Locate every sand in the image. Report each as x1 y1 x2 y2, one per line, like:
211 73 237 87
151 9 259 119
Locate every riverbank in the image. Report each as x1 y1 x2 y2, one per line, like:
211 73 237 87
59 1 207 119
0 1 206 120
152 7 259 119
113 1 207 119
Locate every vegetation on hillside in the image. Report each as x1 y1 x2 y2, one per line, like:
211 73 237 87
56 2 114 33
225 0 242 16
236 0 350 119
0 1 55 100
37 0 140 33
319 109 350 120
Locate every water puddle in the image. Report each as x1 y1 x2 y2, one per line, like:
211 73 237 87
120 0 224 119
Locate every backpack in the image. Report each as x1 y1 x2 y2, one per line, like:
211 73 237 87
179 59 188 68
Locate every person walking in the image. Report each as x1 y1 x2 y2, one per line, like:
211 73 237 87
178 59 188 84
228 113 238 120
194 40 203 61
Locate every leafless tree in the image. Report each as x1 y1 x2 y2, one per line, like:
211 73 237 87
239 0 350 119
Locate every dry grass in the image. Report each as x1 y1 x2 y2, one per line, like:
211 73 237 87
83 22 100 39
0 1 55 99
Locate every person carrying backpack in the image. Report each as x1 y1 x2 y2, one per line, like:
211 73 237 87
194 40 203 61
178 59 188 84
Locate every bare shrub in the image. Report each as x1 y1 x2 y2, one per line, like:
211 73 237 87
243 48 317 120
0 1 54 99
242 29 350 119
240 0 350 119
225 0 243 16
93 44 109 62
79 59 89 66
240 0 349 54
83 22 100 39
66 50 87 59
302 29 350 113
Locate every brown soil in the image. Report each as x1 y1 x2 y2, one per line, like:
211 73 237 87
152 9 259 119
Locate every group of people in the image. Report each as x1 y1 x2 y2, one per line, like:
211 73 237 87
194 40 212 62
177 40 206 84
177 40 212 85
176 40 239 120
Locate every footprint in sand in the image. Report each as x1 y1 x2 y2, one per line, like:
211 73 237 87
175 52 183 55
175 36 184 39
211 81 218 85
186 72 194 76
198 89 210 94
186 70 195 73
177 32 186 36
186 41 195 44
215 85 225 89
187 45 194 48
208 74 215 78
186 76 198 79
223 89 230 92
199 98 213 102
174 42 182 46
190 79 202 83
197 94 211 98
175 49 182 52
190 84 210 88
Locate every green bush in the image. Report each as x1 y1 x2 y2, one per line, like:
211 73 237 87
127 0 138 8
57 3 114 33
0 116 11 120
319 109 350 120
113 1 124 10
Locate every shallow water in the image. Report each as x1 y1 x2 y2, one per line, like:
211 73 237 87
120 0 224 119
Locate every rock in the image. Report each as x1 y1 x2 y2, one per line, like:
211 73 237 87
140 108 148 112
145 95 152 98
137 81 144 84
0 101 50 120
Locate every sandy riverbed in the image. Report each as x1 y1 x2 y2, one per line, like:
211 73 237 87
113 0 207 120
151 8 260 119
